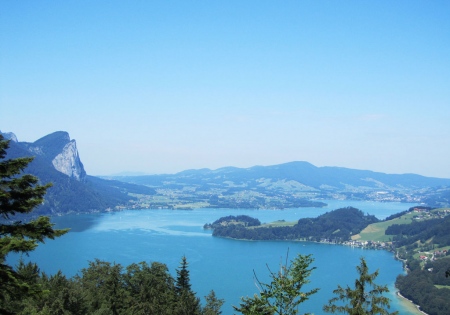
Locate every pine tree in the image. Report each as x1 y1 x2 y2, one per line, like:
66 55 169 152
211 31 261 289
202 290 224 315
0 135 68 314
175 255 201 315
234 253 319 315
176 255 192 293
323 257 398 315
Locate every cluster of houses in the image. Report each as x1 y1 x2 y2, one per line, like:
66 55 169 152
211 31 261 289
419 249 448 261
317 238 392 250
412 207 450 220
342 240 391 250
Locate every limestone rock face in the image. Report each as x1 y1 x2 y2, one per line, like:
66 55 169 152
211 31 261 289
0 131 18 142
4 130 88 182
52 140 86 181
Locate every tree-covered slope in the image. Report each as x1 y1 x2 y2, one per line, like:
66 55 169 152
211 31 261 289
294 207 379 241
209 207 379 241
386 214 450 248
396 257 450 315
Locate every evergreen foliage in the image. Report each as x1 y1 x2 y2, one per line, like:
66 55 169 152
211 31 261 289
204 215 261 229
0 135 68 314
203 290 225 315
6 257 222 315
386 215 450 248
176 255 192 293
234 253 318 315
212 207 379 242
396 258 450 315
323 257 397 315
175 255 202 315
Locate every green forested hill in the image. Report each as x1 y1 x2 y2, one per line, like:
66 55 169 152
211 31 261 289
356 207 450 315
209 207 379 241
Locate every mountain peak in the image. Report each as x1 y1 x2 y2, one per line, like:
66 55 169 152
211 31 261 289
0 131 18 142
20 131 87 181
33 131 70 147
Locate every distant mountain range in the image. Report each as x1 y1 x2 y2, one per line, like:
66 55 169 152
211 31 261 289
1 131 155 215
2 130 450 214
108 161 450 209
112 161 450 190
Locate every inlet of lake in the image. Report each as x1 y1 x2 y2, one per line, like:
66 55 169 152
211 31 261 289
9 200 422 314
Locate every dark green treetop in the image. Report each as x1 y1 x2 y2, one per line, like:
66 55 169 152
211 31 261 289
203 290 225 315
0 135 68 314
323 257 398 315
234 252 319 315
175 255 201 315
176 255 192 293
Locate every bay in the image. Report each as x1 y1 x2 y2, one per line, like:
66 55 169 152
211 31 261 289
10 200 420 314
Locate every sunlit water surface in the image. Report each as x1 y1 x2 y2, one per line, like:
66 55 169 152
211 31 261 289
10 200 419 314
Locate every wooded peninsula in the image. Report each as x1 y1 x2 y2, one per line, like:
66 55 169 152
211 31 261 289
204 206 450 315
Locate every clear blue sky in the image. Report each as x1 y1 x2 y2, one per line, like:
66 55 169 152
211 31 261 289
1 1 449 177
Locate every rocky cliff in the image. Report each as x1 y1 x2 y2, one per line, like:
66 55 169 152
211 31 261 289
3 131 87 182
0 130 155 214
51 139 86 181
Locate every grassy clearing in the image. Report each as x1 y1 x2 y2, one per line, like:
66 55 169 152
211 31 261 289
353 212 418 242
258 220 298 228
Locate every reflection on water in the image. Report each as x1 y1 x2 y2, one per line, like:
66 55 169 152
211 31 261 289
51 213 104 232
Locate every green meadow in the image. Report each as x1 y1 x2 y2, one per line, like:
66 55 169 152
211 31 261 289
353 212 418 242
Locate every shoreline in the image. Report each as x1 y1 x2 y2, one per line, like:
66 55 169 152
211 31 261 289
396 291 428 315
215 235 428 314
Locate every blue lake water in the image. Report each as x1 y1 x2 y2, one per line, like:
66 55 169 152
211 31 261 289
10 200 419 314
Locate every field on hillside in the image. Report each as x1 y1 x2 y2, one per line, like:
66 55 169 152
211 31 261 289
352 212 418 242
259 220 298 228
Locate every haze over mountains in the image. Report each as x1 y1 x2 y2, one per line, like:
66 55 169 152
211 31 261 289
116 161 450 190
108 162 450 209
2 130 450 213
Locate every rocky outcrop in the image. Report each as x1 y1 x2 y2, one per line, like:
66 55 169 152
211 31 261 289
0 131 18 142
1 130 153 214
52 140 86 181
2 130 86 182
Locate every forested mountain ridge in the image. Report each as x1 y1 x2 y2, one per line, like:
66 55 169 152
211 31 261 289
0 131 155 215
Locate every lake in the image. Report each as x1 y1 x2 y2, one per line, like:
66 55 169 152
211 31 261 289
10 200 420 314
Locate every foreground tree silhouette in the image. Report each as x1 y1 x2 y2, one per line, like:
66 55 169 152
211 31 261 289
0 135 68 314
175 255 202 315
234 253 319 315
323 257 398 315
203 290 225 315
